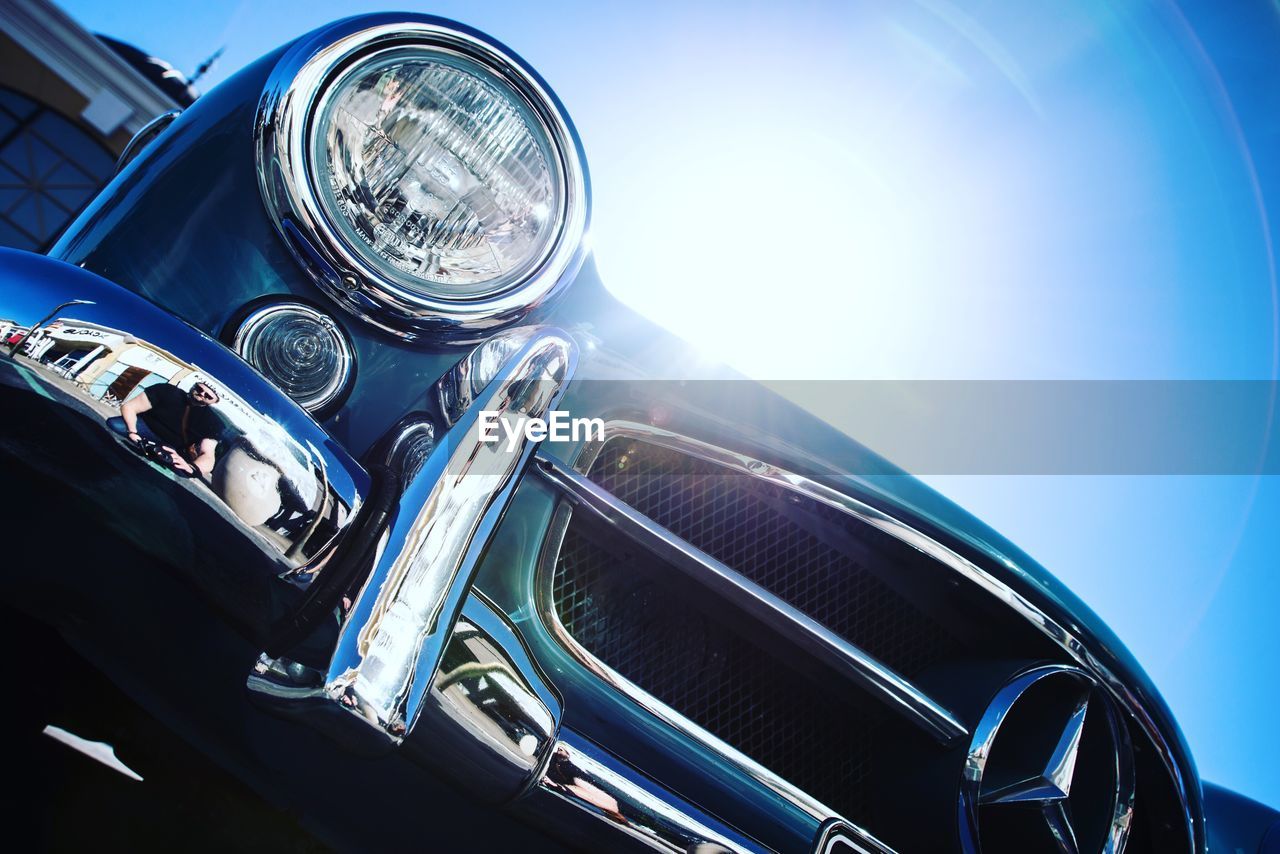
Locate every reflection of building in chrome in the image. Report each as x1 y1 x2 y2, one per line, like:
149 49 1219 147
15 316 199 402
8 313 354 567
0 318 30 345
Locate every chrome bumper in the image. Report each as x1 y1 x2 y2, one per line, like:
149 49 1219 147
0 249 369 636
0 250 786 852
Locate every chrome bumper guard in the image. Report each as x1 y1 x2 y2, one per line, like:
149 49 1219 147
250 326 579 803
324 327 576 741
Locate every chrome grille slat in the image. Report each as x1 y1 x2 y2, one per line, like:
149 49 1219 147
534 452 968 746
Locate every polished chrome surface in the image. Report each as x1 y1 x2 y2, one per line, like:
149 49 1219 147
434 325 549 427
814 820 890 854
534 733 764 853
325 327 576 738
960 665 1135 854
535 503 895 854
578 420 1196 853
255 15 589 340
232 301 353 412
533 452 967 746
383 417 436 483
0 250 368 584
115 109 181 174
422 592 559 797
249 591 562 802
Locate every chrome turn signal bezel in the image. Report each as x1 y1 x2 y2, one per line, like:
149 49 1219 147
254 15 590 342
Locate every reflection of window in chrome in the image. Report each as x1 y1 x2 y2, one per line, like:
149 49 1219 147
0 88 115 252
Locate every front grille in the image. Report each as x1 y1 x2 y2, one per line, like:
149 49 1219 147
547 436 978 824
544 432 1194 852
583 437 959 677
553 521 878 821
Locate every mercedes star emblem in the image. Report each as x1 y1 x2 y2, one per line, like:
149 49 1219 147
959 665 1136 853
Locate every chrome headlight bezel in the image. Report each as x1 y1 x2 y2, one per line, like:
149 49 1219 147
256 16 590 341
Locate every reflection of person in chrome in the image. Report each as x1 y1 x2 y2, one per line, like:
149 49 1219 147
108 381 229 478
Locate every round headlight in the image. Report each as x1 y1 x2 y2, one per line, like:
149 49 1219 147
257 17 589 339
314 49 560 299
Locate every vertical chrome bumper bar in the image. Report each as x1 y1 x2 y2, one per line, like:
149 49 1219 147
325 328 577 739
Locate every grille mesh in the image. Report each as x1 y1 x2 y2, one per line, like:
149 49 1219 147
553 523 876 820
582 438 955 676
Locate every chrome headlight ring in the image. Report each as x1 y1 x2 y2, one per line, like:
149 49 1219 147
256 15 590 341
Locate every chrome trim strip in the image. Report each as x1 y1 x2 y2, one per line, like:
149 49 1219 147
114 109 181 174
814 820 891 854
535 503 895 854
325 328 576 738
255 15 590 340
535 733 767 853
533 452 967 746
581 420 1198 854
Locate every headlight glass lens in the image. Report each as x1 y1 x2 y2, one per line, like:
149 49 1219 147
234 303 353 412
311 48 562 301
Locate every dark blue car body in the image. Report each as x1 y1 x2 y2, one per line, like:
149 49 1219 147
0 12 1275 853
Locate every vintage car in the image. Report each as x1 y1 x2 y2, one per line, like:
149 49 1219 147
1 11 1276 853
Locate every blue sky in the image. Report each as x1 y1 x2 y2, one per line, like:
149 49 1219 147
58 0 1279 807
